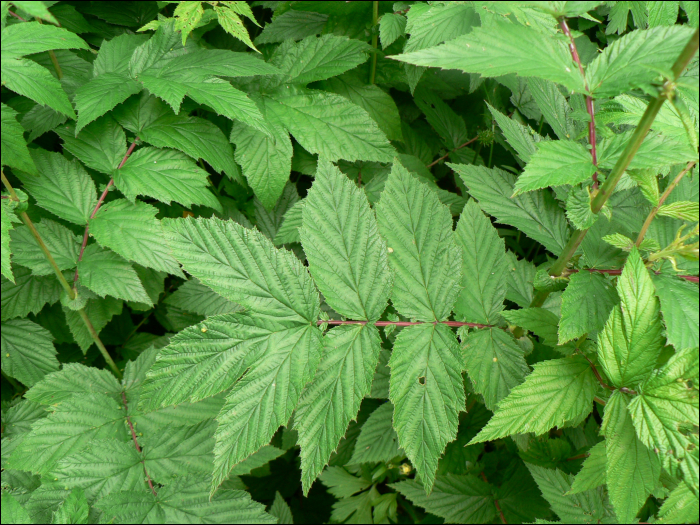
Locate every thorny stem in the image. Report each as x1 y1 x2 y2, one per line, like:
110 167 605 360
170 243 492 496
480 472 507 524
318 319 495 329
427 137 478 168
369 1 379 85
122 392 157 496
2 172 122 379
636 160 697 246
74 138 139 287
560 17 597 189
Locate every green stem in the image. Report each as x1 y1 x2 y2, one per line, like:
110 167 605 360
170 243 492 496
635 160 696 246
369 1 379 84
2 172 122 379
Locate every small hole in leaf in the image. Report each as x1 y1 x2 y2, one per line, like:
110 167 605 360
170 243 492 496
418 376 426 385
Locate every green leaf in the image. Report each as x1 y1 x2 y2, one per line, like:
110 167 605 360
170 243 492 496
380 13 406 48
77 244 152 304
10 220 80 276
214 5 258 52
1 102 37 176
114 147 221 211
503 308 566 349
63 296 122 352
393 20 585 93
25 363 121 406
274 200 303 246
598 131 697 171
265 90 395 163
488 103 543 164
255 182 299 242
301 161 391 321
143 422 216 483
348 402 401 465
74 73 142 133
389 323 465 492
295 324 382 493
173 0 204 45
529 77 576 141
658 480 699 524
1 267 61 321
1 21 87 60
653 274 699 351
527 464 611 524
230 120 292 211
93 33 149 77
1 199 20 282
212 322 322 492
95 476 275 524
462 328 529 411
602 391 661 523
628 347 699 475
597 248 663 388
255 10 328 45
413 87 469 150
138 113 240 182
559 272 619 344
513 141 596 195
320 466 371 499
18 149 97 226
1 57 75 118
569 441 607 494
470 356 597 443
453 199 507 325
164 278 240 317
588 26 696 97
10 1 59 24
1 492 32 525
89 199 182 276
8 392 128 474
657 200 699 222
376 163 461 322
226 445 285 477
452 164 570 255
268 492 294 525
391 474 495 523
163 217 320 323
270 34 370 85
1 318 59 387
55 118 126 176
51 488 89 525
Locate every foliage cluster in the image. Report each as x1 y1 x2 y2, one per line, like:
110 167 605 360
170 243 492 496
1 1 699 524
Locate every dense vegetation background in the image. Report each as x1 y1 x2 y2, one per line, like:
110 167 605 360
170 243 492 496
1 1 698 524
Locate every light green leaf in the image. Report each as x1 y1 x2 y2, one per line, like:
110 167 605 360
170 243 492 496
95 476 275 524
1 492 32 525
268 492 294 525
1 21 87 59
213 322 322 492
265 90 395 163
598 131 697 171
653 274 699 351
1 267 61 321
376 163 461 322
413 87 468 150
274 200 303 246
559 271 619 344
214 4 258 51
470 356 597 443
404 2 477 54
453 199 507 325
569 441 607 494
301 161 391 321
255 182 299 242
462 328 529 411
380 13 406 48
51 488 89 525
25 363 121 406
391 474 495 523
77 244 151 304
93 33 149 77
231 120 292 210
1 318 58 387
529 77 576 141
393 20 584 93
173 0 203 45
657 200 699 222
1 199 20 282
488 103 543 164
143 422 216 483
390 323 465 492
164 278 240 317
1 102 37 176
1 57 75 118
270 34 370 85
452 164 570 255
349 402 401 465
89 199 182 276
8 393 128 474
588 26 696 97
295 324 382 493
658 480 699 524
527 464 611 524
163 217 320 323
63 296 122 352
255 10 328 45
18 149 97 226
74 72 142 134
602 391 660 523
514 141 596 195
55 118 126 175
10 220 80 276
502 307 562 348
597 248 663 388
10 1 59 24
114 147 221 211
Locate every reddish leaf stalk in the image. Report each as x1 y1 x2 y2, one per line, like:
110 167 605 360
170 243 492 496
576 268 698 283
74 137 139 287
560 18 598 189
427 137 478 168
8 10 26 21
122 392 157 496
480 472 507 524
318 319 495 328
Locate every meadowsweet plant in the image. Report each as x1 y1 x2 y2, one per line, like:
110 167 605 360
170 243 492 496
1 1 699 523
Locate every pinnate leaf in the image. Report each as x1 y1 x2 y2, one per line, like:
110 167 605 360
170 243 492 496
77 244 152 304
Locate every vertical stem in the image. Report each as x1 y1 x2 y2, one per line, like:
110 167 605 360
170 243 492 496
369 1 379 84
122 392 157 496
635 160 696 246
